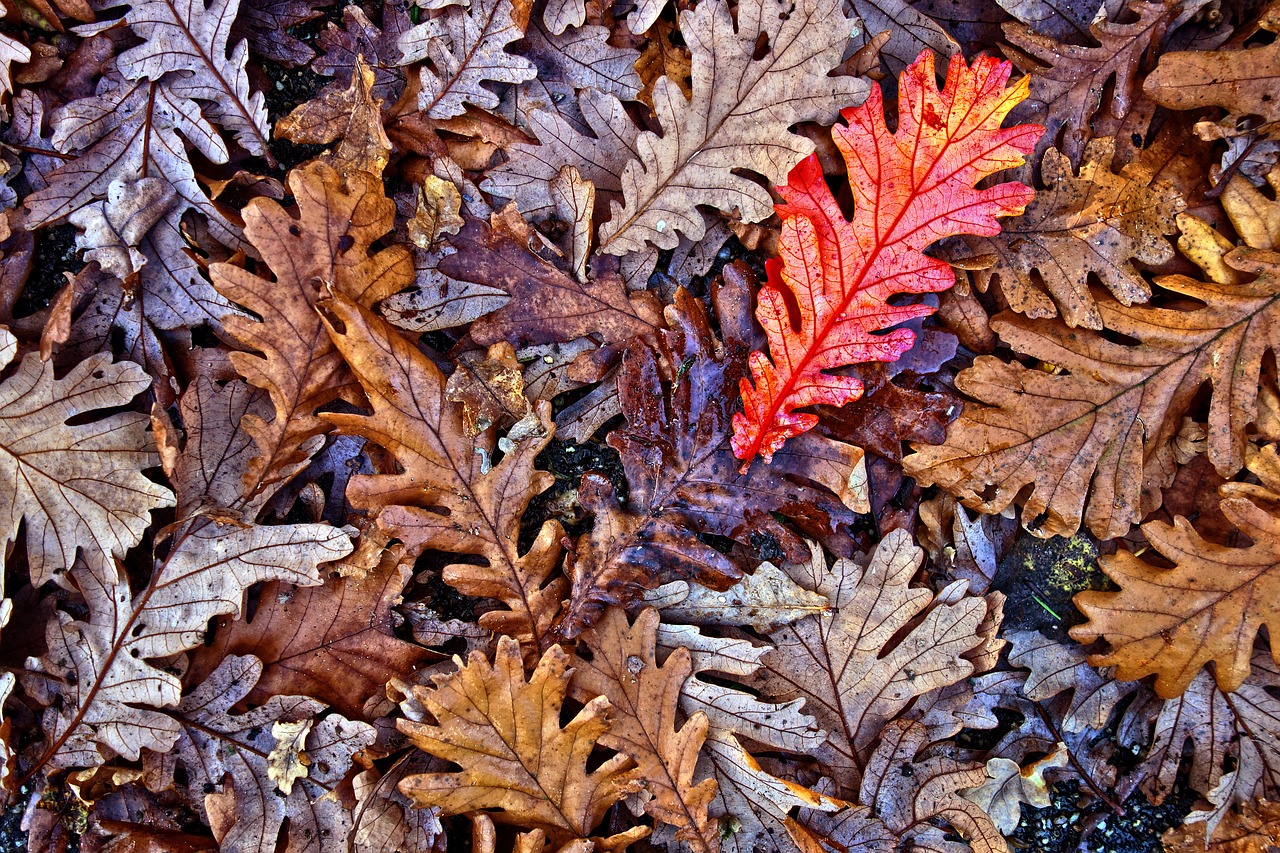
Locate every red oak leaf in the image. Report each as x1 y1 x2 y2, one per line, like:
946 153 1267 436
731 50 1042 467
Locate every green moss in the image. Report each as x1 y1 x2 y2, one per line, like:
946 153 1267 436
992 532 1109 640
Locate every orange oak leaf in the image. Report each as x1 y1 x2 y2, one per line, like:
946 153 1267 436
731 50 1040 466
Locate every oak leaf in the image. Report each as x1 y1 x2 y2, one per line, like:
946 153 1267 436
397 636 645 847
212 161 413 510
731 51 1040 466
320 294 566 652
594 0 869 254
1003 0 1175 167
558 272 862 638
188 539 432 719
0 326 174 587
905 172 1280 539
275 58 394 182
572 608 718 852
25 520 352 771
749 529 994 794
439 208 663 348
960 744 1069 834
1163 799 1280 852
165 654 376 853
1144 8 1280 125
1072 452 1280 696
953 138 1185 329
397 0 537 118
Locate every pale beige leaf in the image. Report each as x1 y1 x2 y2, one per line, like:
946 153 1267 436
595 0 868 253
68 178 176 283
961 744 1069 834
267 720 314 796
0 326 175 587
642 558 829 633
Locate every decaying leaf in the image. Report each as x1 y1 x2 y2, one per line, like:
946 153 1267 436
954 138 1185 329
446 341 540 437
398 636 645 847
961 744 1070 833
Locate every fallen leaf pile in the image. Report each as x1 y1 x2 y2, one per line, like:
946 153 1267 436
0 0 1278 847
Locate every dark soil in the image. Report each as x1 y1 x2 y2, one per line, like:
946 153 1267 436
1009 781 1197 853
13 223 80 318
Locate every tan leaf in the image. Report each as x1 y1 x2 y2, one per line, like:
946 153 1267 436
595 0 868 253
398 0 537 118
446 342 539 437
550 166 593 282
321 294 566 652
275 57 393 181
397 636 644 846
641 557 829 633
1005 630 1138 732
352 765 444 853
267 720 314 796
1145 8 1280 125
905 172 1280 540
409 175 465 249
960 744 1069 834
212 161 413 509
67 178 176 284
954 138 1185 329
752 529 992 793
0 326 175 588
635 20 691 108
572 608 718 852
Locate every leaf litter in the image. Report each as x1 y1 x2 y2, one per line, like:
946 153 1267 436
0 0 1277 850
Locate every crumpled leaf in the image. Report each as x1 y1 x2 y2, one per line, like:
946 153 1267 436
1003 0 1175 167
67 177 176 284
953 138 1185 329
397 0 537 118
571 608 718 852
0 326 174 587
1163 798 1280 852
276 57 393 181
751 528 994 794
397 636 645 847
320 294 566 653
732 51 1039 465
446 341 540 437
960 743 1070 834
905 173 1280 540
641 559 829 633
212 161 413 510
594 0 869 254
166 654 376 853
25 520 352 771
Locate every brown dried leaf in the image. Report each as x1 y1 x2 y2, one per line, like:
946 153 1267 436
397 637 644 846
1004 0 1175 167
320 294 566 652
275 57 393 181
441 208 663 348
572 608 718 852
446 341 539 437
953 138 1185 329
594 0 869 253
187 540 432 719
1145 9 1280 124
905 178 1280 540
212 161 413 510
1163 799 1280 852
0 327 174 587
67 178 176 285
